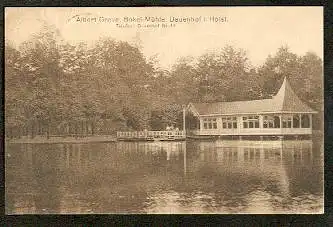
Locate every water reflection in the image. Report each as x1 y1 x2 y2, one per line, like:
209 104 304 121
5 139 323 214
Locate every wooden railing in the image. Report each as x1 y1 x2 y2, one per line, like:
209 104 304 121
117 130 185 139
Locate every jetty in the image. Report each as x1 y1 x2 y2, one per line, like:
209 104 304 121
116 130 186 141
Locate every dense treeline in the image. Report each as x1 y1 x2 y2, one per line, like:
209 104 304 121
5 26 323 138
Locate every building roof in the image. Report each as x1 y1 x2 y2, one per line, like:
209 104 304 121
189 77 317 116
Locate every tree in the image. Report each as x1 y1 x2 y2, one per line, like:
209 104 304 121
195 45 251 102
6 25 324 137
169 57 198 104
258 46 323 130
17 26 63 138
257 46 299 97
5 44 25 138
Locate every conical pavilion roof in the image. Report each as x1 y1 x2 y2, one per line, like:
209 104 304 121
273 77 316 112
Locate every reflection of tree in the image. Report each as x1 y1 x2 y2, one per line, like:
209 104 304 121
184 140 321 212
6 143 39 213
57 142 174 213
6 144 24 214
282 140 322 197
6 139 322 213
31 144 62 213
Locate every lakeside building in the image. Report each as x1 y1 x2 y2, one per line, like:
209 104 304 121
187 77 317 138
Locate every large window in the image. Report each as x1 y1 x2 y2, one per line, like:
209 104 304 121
301 114 310 128
263 116 274 128
203 118 217 129
222 116 237 129
293 115 300 128
263 115 281 128
243 116 259 128
282 115 292 128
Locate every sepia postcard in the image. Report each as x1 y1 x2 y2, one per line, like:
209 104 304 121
5 7 323 214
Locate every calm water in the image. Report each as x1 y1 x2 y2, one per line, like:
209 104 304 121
5 138 323 214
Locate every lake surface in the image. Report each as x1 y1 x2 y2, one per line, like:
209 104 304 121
5 138 323 214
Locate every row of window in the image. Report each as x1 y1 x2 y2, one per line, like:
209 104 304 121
202 115 311 129
263 115 310 128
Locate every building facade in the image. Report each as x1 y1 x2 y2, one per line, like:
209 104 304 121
187 77 317 137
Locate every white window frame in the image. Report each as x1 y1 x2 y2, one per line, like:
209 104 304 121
243 115 260 128
203 118 217 129
222 116 237 129
282 115 292 128
263 116 275 128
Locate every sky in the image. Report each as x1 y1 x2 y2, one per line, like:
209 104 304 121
5 7 323 69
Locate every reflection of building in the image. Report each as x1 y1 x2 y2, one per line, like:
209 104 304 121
187 77 316 137
116 141 185 161
191 140 313 196
144 139 317 214
197 139 313 164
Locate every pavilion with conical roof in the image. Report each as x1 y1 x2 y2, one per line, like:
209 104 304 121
187 77 317 137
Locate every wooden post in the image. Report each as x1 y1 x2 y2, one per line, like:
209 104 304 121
91 120 95 135
291 114 293 128
75 122 78 139
292 145 294 164
66 145 70 168
259 115 263 128
183 144 187 175
280 146 283 160
260 144 264 166
300 142 303 163
77 144 81 169
81 121 84 137
279 114 282 129
183 105 186 138
31 123 35 139
199 118 203 135
47 124 50 139
85 120 89 136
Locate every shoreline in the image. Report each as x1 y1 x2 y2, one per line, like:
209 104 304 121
5 130 323 145
6 135 117 144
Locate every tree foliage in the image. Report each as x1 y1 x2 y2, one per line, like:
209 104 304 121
5 26 323 137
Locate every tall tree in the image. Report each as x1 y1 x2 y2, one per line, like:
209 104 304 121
257 46 299 97
5 44 25 137
258 46 323 130
17 26 63 137
195 45 251 102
